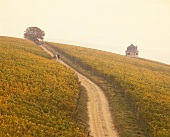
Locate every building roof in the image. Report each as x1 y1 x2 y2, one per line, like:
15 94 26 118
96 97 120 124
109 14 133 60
125 44 139 52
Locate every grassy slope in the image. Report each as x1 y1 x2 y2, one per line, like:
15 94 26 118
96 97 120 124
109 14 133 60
0 36 86 137
45 42 170 137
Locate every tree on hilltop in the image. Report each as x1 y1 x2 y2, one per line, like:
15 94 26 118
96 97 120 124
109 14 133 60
24 27 45 44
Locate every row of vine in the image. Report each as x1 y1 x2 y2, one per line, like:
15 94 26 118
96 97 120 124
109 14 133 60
0 36 86 136
47 42 170 137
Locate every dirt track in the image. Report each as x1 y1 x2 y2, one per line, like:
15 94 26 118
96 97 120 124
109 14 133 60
41 46 119 137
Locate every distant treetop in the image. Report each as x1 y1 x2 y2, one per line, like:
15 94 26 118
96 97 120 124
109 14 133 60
24 27 45 44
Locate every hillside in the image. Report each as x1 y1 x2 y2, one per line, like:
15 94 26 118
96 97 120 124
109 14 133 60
45 42 170 137
0 36 85 136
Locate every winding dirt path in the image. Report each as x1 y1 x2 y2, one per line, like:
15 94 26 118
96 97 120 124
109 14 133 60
41 46 119 137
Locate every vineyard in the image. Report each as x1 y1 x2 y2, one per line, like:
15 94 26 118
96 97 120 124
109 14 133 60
0 36 85 136
47 42 170 137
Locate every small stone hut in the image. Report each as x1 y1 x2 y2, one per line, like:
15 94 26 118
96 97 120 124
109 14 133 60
125 44 139 57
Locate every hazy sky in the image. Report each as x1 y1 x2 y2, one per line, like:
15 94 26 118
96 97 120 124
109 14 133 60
0 0 170 64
